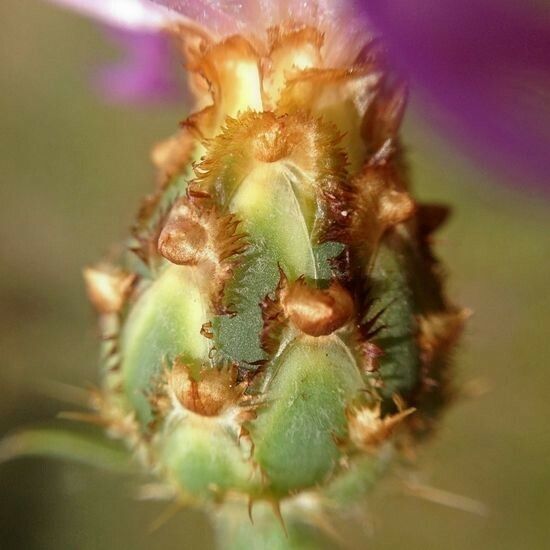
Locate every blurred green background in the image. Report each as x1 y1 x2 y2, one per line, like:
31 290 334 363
1 1 549 548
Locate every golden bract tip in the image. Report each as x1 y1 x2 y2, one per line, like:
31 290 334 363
83 265 135 315
347 402 415 451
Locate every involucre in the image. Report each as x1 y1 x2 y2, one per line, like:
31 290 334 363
10 13 468 549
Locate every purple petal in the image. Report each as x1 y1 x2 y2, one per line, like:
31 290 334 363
150 0 245 35
46 0 185 30
94 28 181 103
150 1 363 47
359 0 550 191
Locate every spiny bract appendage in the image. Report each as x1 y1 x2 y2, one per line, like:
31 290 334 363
84 22 466 547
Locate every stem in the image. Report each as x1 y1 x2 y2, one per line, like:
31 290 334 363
213 501 334 550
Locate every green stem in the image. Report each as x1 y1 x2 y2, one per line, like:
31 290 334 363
213 501 334 550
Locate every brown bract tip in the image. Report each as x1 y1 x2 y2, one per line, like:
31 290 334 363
151 129 195 183
282 278 354 337
418 309 471 366
191 111 347 220
345 164 415 263
158 196 247 312
347 402 415 451
362 78 408 159
91 389 143 449
83 265 135 315
170 360 246 417
158 198 210 266
362 164 415 226
188 34 262 135
404 308 470 435
263 24 324 107
260 269 289 355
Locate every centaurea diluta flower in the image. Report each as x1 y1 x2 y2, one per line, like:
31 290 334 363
2 0 503 547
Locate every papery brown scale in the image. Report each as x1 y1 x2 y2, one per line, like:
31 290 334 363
170 360 246 417
263 24 324 107
169 22 211 69
281 278 355 337
130 192 183 268
276 66 382 175
127 127 195 267
418 310 470 364
158 197 211 265
347 403 415 451
158 196 247 267
157 195 247 314
83 266 135 315
196 35 262 133
362 79 408 160
171 28 263 140
346 163 415 265
277 68 380 112
151 129 196 183
91 388 144 450
407 309 471 434
260 269 289 355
